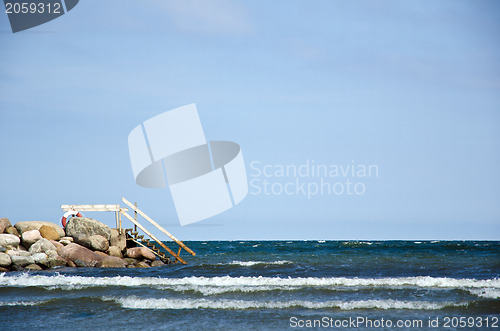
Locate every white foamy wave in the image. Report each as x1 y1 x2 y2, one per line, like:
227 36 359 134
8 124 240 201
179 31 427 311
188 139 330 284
0 300 49 307
225 260 293 267
1 274 498 297
104 296 465 310
467 288 500 299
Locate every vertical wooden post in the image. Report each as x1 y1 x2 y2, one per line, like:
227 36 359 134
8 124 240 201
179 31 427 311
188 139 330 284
119 212 122 234
115 211 119 230
134 202 138 233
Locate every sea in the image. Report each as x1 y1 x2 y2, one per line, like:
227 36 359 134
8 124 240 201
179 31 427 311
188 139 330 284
0 241 499 330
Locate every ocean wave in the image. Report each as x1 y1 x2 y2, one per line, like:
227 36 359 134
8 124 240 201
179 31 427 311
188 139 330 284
103 296 466 310
224 260 293 267
1 274 498 297
0 300 50 307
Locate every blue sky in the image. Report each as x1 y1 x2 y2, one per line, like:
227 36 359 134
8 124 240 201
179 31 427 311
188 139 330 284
1 0 499 240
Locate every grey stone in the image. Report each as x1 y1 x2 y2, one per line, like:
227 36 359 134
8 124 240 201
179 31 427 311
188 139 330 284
60 237 74 242
0 218 12 233
96 256 127 268
107 246 123 258
123 258 139 265
134 261 150 268
0 252 11 267
29 238 57 254
87 235 109 252
31 252 48 264
110 229 126 252
150 260 165 267
65 217 111 241
21 230 42 248
39 256 67 268
14 221 65 237
46 250 58 258
0 234 20 248
11 255 34 267
60 240 72 246
6 249 31 257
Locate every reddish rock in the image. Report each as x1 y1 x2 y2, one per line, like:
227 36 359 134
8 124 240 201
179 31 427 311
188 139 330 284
126 247 155 261
0 218 12 233
94 251 109 258
58 243 103 267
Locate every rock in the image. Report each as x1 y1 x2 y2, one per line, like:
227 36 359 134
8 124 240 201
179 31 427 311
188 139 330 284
6 250 31 257
11 255 34 267
21 230 42 248
134 261 150 268
0 247 5 253
39 225 60 241
60 237 74 242
29 238 57 254
110 229 126 252
5 226 20 237
58 243 103 267
0 234 20 248
18 244 28 251
65 217 111 241
107 246 123 258
60 239 72 246
123 258 139 265
25 263 43 271
0 267 9 272
50 240 64 250
87 235 109 252
46 250 58 258
96 256 127 268
126 264 135 268
14 221 65 237
73 234 91 249
126 247 155 261
31 252 48 264
39 256 67 268
0 218 12 233
67 260 76 268
0 252 11 267
94 251 108 258
150 260 165 267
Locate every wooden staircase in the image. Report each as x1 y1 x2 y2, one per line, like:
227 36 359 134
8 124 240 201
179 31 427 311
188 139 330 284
126 229 169 262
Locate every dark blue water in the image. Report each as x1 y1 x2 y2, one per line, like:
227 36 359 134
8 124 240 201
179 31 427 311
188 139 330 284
1 241 499 330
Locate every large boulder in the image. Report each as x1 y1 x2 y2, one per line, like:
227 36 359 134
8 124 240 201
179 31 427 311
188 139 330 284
31 252 48 264
15 221 65 238
21 230 42 248
39 256 67 268
58 243 103 267
0 252 11 267
65 218 111 241
0 234 20 248
151 260 165 267
126 247 155 261
29 238 57 254
96 256 127 268
87 235 109 252
110 229 127 252
39 225 60 241
0 218 12 233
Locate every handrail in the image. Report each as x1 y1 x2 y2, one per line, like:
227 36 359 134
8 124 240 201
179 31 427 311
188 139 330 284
122 197 196 256
121 210 187 264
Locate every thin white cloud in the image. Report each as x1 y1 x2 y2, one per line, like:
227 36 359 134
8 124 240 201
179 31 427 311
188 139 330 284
153 0 253 35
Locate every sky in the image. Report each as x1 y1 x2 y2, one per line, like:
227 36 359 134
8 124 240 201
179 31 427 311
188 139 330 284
1 0 499 241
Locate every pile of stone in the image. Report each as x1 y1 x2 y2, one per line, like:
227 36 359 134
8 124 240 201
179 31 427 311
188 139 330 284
0 217 168 272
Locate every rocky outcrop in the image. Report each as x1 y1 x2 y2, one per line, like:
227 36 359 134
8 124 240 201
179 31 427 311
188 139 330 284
65 218 111 241
0 218 171 271
39 225 60 241
21 230 42 248
96 256 127 268
58 243 103 267
0 234 20 248
126 247 156 261
0 218 12 233
14 221 65 238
